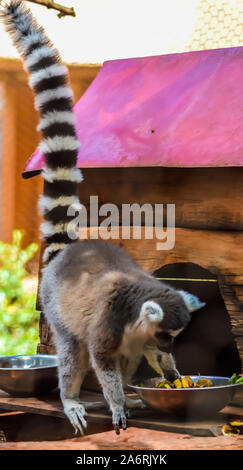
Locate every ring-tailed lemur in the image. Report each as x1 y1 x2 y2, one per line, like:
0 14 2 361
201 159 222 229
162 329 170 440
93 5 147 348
1 1 206 435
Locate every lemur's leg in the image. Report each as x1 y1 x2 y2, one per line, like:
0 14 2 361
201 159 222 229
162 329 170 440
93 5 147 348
54 329 89 435
121 355 146 410
90 351 127 434
121 354 141 387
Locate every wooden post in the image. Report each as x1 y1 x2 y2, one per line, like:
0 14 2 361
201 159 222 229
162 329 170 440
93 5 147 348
0 75 17 242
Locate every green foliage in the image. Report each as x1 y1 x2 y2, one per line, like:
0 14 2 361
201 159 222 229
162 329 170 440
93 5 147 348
0 230 40 356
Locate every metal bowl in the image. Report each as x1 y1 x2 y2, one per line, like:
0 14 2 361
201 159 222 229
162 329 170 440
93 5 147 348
0 354 58 397
129 376 242 418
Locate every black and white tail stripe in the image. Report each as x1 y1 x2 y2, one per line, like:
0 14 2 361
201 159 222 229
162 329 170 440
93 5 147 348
1 0 82 262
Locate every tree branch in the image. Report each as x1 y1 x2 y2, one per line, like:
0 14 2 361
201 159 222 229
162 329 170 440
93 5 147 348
26 0 76 18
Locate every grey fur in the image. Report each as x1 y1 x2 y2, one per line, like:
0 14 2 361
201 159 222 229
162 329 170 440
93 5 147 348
40 239 205 434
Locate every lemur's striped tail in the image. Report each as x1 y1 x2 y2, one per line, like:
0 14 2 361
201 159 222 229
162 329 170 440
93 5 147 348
1 1 82 262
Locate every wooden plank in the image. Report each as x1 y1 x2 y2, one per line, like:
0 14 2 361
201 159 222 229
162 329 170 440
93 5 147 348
233 286 243 297
235 337 243 369
0 389 242 437
79 167 243 231
0 76 17 242
0 389 106 419
78 226 243 278
37 342 55 354
224 275 243 286
218 282 243 337
0 57 101 75
14 81 42 246
128 406 243 437
0 58 24 73
0 412 112 441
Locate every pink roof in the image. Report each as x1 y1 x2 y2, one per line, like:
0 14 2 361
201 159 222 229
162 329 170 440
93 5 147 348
23 46 243 177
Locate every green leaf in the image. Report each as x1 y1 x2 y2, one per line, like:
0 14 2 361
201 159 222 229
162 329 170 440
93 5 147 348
229 373 237 384
0 230 40 355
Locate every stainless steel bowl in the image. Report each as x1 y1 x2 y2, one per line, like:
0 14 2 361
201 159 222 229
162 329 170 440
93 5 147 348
0 354 58 397
129 376 242 418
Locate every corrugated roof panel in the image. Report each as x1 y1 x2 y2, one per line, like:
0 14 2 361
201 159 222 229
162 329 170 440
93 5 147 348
23 46 243 177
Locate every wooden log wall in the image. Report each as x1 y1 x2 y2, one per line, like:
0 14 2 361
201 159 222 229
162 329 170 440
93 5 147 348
79 167 243 230
78 167 243 373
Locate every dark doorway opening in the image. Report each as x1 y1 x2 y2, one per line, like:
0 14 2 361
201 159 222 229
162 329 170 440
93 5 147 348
136 262 241 381
154 263 241 377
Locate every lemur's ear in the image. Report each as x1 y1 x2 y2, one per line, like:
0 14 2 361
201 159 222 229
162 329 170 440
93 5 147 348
140 300 164 323
179 290 206 312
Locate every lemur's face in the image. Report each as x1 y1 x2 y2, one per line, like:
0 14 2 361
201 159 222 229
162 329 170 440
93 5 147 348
154 328 183 353
137 290 205 352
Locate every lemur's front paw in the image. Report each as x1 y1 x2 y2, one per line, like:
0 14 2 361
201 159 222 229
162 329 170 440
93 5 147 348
63 398 87 435
112 407 127 435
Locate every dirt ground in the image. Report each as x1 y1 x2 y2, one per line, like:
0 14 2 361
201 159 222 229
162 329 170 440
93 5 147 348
0 423 243 450
1 430 243 451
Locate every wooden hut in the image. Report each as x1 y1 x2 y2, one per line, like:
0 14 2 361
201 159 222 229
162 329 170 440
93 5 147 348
23 45 243 378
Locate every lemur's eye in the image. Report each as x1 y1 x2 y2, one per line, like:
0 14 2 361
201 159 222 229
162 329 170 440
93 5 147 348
155 331 174 353
155 331 171 341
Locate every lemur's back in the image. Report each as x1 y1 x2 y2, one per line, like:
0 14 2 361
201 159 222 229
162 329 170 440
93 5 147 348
47 239 145 282
40 238 152 338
